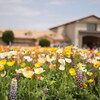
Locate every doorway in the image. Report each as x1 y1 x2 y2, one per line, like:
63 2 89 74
82 36 100 49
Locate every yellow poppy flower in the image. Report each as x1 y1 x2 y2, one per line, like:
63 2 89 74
20 63 26 67
7 61 15 66
88 79 94 83
34 63 41 68
94 61 100 68
69 68 76 76
0 60 7 65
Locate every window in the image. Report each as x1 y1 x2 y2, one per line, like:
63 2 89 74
87 23 97 32
25 32 32 36
50 34 53 36
25 33 27 36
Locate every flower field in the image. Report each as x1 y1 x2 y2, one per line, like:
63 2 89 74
0 46 100 100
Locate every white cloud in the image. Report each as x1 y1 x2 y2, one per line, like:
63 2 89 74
49 0 68 6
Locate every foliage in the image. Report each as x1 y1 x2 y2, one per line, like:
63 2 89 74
39 38 50 47
2 30 14 45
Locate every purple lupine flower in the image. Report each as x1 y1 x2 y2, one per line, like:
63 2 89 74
76 70 83 89
9 78 17 100
44 88 49 95
14 74 20 80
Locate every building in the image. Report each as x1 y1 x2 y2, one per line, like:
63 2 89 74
0 29 64 46
50 15 100 48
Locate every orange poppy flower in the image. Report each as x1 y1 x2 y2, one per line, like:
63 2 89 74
36 75 41 80
18 59 22 64
0 65 4 71
0 46 3 51
26 68 33 71
49 64 54 69
19 53 24 57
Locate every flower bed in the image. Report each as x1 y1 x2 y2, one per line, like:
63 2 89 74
0 46 100 100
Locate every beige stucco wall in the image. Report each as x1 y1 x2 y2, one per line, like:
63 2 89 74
75 22 87 46
97 24 100 31
13 38 35 46
65 23 75 44
57 26 65 34
51 23 76 44
80 16 100 23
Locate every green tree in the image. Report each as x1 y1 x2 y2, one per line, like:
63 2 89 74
2 30 14 45
39 38 50 47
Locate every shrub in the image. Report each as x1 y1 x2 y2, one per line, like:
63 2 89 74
2 30 14 45
39 38 50 47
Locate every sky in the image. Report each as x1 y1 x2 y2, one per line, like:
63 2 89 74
0 0 100 30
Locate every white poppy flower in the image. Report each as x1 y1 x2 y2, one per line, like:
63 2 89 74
65 58 72 63
59 65 65 70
